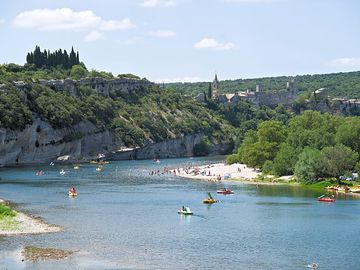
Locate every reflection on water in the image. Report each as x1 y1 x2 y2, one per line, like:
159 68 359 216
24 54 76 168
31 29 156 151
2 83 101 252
0 157 359 270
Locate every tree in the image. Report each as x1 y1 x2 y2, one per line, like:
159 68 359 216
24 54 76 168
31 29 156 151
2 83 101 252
70 65 88 80
335 118 360 154
320 145 358 180
257 120 287 144
207 83 212 99
294 148 323 183
273 143 299 176
287 110 336 150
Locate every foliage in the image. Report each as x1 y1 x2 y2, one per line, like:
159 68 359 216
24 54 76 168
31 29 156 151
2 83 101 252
117 73 141 80
0 87 32 129
294 148 323 183
320 145 358 179
70 65 88 80
335 118 360 154
234 109 360 181
26 46 80 69
226 154 239 165
0 204 16 218
237 121 286 168
272 143 299 176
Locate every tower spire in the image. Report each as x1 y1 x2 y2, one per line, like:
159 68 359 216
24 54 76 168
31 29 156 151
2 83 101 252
212 73 220 99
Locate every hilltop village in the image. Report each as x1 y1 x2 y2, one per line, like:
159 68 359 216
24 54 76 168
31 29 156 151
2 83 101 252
195 74 360 113
196 74 299 106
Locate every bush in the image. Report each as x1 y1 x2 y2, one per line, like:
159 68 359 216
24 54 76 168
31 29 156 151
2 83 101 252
226 154 239 165
0 204 16 218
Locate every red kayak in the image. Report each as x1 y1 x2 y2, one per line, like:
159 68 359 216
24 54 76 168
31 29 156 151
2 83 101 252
317 197 335 202
217 188 234 195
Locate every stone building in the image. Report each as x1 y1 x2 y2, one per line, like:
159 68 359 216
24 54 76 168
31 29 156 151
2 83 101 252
211 73 220 99
212 74 299 107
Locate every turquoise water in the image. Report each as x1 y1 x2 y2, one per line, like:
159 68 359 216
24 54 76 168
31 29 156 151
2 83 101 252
0 157 359 270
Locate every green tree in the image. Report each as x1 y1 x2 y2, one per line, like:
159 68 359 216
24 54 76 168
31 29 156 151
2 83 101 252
335 118 360 154
320 145 358 180
273 143 299 176
70 65 88 80
294 148 323 183
207 82 212 99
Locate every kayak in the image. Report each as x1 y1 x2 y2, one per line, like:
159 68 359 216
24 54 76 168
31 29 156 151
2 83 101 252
178 207 193 215
217 188 234 194
203 198 218 204
317 197 335 202
68 191 77 197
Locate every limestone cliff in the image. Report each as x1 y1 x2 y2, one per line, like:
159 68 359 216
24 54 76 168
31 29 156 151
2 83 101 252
110 133 232 161
0 118 120 167
0 121 230 167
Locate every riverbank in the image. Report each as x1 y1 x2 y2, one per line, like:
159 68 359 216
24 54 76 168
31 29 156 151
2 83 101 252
178 162 261 181
0 200 62 236
177 162 360 194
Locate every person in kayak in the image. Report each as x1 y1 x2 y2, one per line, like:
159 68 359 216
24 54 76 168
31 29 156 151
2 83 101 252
69 185 76 193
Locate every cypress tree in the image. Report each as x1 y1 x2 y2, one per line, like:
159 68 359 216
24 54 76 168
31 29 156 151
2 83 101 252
69 46 76 67
208 83 212 99
63 50 69 69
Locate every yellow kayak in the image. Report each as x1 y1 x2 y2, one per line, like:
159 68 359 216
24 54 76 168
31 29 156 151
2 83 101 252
203 198 218 204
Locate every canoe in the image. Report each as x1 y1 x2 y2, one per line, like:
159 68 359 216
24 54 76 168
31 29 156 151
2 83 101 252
68 191 77 197
317 197 335 202
217 189 234 194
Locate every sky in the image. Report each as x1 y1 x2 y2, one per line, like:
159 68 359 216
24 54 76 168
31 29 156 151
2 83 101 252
0 0 359 82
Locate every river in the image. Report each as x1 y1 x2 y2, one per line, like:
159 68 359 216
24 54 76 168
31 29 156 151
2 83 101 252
0 157 359 270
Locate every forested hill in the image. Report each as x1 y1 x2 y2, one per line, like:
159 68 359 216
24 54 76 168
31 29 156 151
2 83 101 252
166 71 360 98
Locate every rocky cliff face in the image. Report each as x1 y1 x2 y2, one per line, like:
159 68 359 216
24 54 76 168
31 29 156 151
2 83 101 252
110 133 232 161
38 77 153 97
0 121 230 166
0 118 121 167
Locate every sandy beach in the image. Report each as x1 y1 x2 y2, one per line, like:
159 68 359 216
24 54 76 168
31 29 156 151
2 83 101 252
0 200 62 236
178 162 261 181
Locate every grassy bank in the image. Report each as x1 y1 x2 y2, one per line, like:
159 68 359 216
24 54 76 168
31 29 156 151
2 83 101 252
0 203 19 231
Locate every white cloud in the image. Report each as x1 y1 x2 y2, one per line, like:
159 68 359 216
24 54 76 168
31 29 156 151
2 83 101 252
85 30 104 42
194 38 236 51
100 18 135 31
148 30 176 37
0 19 5 25
327 58 360 69
13 8 135 32
155 76 203 83
139 0 177 8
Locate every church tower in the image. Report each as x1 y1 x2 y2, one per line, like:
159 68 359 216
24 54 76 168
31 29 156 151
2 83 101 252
212 73 220 99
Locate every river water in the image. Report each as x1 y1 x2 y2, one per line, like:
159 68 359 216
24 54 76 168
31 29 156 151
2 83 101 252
0 157 359 270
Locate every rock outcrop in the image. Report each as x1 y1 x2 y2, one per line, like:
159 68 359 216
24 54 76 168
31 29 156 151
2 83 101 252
109 133 232 161
0 121 231 166
0 118 121 167
38 77 153 97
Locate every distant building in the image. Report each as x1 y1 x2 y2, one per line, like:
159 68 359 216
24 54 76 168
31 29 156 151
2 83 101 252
208 74 299 107
212 73 220 99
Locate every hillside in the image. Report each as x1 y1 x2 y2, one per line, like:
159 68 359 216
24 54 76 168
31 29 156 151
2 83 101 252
166 71 360 98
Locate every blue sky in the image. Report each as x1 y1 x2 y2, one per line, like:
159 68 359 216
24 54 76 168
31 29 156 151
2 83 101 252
0 0 359 82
